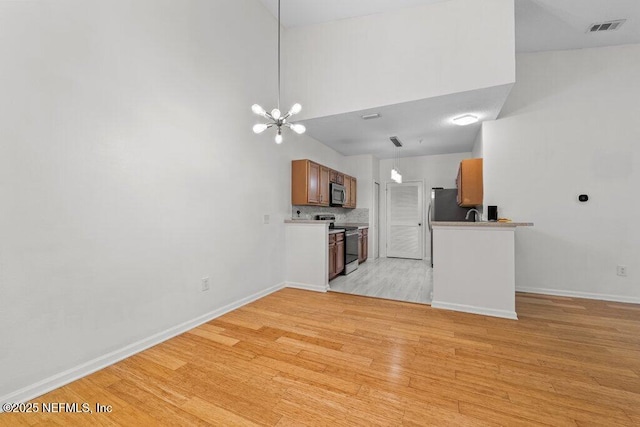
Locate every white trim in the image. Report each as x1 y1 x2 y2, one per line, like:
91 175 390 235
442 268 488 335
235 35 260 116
285 281 328 292
0 283 285 408
431 300 518 320
517 287 640 304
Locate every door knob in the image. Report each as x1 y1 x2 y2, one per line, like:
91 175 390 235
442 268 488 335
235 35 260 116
418 223 422 226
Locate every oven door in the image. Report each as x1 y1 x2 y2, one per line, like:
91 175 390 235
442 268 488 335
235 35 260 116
330 183 346 206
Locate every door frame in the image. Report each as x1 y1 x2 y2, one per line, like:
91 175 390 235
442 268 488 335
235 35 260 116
373 181 380 259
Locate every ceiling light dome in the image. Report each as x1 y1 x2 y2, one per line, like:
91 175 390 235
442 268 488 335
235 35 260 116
452 114 479 126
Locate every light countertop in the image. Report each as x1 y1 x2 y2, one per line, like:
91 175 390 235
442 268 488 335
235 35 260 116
432 221 533 228
284 219 333 224
285 220 369 229
335 223 369 229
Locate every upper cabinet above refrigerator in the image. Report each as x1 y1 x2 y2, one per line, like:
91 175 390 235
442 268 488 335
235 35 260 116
456 158 483 207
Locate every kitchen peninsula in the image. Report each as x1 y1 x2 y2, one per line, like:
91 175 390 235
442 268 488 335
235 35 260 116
284 219 368 291
431 221 533 319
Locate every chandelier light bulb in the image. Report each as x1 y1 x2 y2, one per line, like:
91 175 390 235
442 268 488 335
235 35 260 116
275 131 283 144
253 123 268 134
289 103 302 115
251 104 266 117
291 124 306 134
271 109 281 120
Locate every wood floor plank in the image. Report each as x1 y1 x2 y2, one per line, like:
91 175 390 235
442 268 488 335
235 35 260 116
4 288 640 426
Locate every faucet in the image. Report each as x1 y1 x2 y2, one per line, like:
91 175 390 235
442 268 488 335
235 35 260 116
465 209 482 222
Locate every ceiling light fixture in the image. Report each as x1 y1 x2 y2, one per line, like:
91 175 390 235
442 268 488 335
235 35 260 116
251 0 305 144
452 114 479 126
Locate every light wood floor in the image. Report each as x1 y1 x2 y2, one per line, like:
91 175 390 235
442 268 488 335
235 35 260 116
3 289 640 426
330 257 433 304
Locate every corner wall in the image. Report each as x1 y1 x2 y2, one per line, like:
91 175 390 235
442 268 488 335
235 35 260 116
483 44 640 302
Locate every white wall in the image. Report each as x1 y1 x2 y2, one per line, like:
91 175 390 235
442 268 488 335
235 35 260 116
0 0 349 400
379 153 471 259
345 154 380 256
472 129 484 159
483 44 640 302
284 0 515 120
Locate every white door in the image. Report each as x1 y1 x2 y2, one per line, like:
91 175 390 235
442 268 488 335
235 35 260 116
386 181 424 259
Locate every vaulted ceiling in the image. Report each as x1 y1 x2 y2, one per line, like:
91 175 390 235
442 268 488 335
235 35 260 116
258 0 640 158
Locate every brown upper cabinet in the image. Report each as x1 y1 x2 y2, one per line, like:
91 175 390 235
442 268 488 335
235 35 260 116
320 165 330 206
343 175 357 208
329 170 344 185
292 160 329 206
456 158 483 207
292 160 356 208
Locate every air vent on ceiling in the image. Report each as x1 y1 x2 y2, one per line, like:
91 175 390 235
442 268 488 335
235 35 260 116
587 19 626 33
390 136 402 147
361 113 381 120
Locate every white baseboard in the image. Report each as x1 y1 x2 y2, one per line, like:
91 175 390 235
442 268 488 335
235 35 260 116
285 281 328 292
517 287 640 304
431 300 518 320
0 283 285 408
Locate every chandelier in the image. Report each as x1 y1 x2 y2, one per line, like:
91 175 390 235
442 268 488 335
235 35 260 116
251 0 306 144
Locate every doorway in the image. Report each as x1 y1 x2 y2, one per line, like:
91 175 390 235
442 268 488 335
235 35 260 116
386 181 424 260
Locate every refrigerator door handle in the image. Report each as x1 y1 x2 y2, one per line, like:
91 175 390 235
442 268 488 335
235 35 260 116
427 203 432 232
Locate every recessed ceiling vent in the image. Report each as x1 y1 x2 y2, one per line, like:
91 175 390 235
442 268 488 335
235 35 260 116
361 113 381 120
587 19 626 33
390 136 402 147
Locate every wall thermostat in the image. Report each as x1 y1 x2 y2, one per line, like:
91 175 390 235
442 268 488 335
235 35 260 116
578 194 589 202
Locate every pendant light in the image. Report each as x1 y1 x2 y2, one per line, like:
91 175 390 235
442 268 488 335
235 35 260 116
390 137 402 184
251 0 305 144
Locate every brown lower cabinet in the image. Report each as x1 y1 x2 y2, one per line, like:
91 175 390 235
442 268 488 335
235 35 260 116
358 228 368 264
329 232 345 280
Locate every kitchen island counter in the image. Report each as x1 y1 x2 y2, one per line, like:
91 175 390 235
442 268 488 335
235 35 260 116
431 221 533 320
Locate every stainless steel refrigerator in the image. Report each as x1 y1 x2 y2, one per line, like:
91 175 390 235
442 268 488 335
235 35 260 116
427 188 474 267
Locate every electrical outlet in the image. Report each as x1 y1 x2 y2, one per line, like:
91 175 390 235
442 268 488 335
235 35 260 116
201 277 210 291
617 265 627 277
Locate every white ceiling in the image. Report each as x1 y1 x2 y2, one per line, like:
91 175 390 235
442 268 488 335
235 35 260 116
258 0 640 158
304 84 513 159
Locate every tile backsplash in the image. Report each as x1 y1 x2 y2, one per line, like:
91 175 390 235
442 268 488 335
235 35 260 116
292 206 369 224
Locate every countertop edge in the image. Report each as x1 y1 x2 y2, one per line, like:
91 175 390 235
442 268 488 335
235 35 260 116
431 221 534 228
284 220 332 224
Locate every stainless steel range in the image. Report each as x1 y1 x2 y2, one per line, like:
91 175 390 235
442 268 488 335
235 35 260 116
315 214 359 275
342 227 359 275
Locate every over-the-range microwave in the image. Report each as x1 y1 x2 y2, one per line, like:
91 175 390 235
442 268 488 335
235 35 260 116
330 183 346 206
